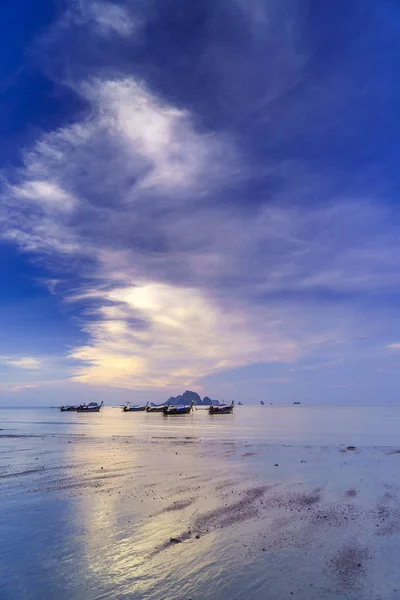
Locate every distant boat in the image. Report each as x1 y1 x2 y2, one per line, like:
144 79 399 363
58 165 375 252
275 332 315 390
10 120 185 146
163 402 193 416
293 402 301 405
260 401 265 406
122 402 148 412
60 405 79 412
209 401 234 414
146 404 165 413
238 402 243 406
77 402 103 413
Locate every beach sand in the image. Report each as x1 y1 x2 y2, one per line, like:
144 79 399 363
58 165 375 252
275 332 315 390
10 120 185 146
1 408 400 599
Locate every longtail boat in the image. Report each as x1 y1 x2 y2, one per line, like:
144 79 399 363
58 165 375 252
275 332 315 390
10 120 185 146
209 401 234 414
146 404 165 413
122 402 148 412
163 401 193 416
77 401 103 413
60 405 79 412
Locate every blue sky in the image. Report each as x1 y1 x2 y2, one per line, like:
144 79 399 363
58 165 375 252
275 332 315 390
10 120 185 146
1 0 400 405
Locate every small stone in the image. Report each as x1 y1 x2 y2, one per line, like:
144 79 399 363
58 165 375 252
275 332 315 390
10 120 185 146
195 534 200 539
170 537 182 544
274 464 279 467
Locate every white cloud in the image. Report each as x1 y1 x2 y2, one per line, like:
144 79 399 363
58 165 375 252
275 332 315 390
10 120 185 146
56 1 136 39
10 180 76 212
69 282 299 388
3 384 38 393
2 70 400 391
0 357 41 370
1 76 237 256
87 2 135 37
92 78 237 193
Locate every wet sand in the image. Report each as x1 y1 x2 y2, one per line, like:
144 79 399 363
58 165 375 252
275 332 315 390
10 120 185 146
1 407 400 599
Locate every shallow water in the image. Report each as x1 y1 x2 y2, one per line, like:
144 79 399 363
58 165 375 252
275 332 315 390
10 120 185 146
1 406 400 599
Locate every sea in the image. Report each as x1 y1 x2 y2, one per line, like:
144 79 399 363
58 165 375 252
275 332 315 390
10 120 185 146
1 405 400 600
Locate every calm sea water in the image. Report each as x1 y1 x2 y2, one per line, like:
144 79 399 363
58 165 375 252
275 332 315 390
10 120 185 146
1 405 400 600
1 404 400 444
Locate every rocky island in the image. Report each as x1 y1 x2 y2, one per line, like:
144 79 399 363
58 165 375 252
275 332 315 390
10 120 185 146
153 390 220 407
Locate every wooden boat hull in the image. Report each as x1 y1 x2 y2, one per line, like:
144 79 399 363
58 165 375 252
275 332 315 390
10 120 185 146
146 406 165 412
123 406 147 412
209 404 234 414
77 402 103 413
60 406 78 412
163 405 192 415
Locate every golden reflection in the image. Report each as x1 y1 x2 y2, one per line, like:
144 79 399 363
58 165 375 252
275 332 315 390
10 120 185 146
63 410 216 597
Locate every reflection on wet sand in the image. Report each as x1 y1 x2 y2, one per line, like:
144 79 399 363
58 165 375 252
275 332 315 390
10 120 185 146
60 418 222 598
2 407 400 599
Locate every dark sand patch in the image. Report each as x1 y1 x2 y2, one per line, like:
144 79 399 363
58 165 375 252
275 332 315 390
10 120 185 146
345 488 357 498
214 479 239 491
162 483 202 497
180 475 202 482
150 529 193 556
194 485 269 532
287 488 322 508
310 503 362 529
0 468 45 479
0 434 41 439
151 485 271 557
375 498 400 536
383 490 397 501
171 440 197 446
31 479 122 496
90 472 126 482
162 498 196 513
329 544 370 589
261 487 323 512
241 452 258 458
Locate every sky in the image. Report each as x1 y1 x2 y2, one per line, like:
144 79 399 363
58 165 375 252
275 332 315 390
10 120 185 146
1 0 400 405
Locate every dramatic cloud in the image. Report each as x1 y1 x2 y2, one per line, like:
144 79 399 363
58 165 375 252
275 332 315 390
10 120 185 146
2 0 400 397
2 70 400 389
69 282 299 388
